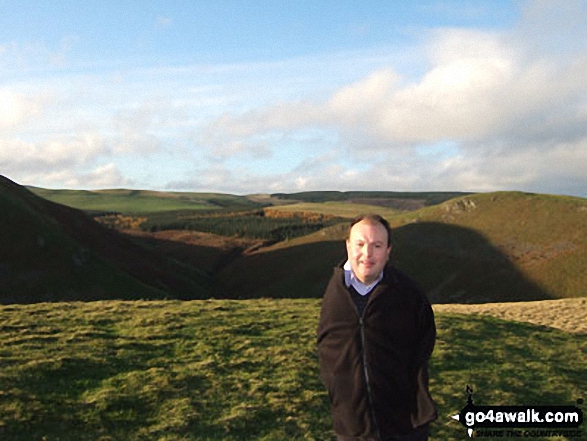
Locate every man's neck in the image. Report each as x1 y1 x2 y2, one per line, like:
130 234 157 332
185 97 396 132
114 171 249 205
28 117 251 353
343 260 383 296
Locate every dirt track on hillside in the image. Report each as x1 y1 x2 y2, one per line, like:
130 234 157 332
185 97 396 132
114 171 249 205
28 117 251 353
433 298 586 334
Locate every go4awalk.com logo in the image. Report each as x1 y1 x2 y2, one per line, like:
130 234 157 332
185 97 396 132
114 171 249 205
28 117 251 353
451 386 584 438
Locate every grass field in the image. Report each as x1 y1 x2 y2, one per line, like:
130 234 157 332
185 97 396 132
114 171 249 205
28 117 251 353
1 299 585 441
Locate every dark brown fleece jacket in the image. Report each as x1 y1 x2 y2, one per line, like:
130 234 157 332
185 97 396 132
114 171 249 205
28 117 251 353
317 264 437 439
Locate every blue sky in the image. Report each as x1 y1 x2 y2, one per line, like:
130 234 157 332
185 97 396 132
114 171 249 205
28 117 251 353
1 0 586 196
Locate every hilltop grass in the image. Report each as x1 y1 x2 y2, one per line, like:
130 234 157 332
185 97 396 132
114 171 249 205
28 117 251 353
1 300 585 441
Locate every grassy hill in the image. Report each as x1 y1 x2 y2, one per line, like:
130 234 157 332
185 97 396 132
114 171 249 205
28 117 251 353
7 178 587 303
27 187 262 214
390 192 587 301
218 192 587 303
0 299 584 440
0 176 213 303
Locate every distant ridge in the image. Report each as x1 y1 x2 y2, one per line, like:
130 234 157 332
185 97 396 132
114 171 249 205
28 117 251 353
27 186 261 213
0 176 212 303
271 190 470 210
4 177 586 303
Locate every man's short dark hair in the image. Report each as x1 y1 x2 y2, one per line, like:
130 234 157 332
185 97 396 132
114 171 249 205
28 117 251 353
349 214 392 247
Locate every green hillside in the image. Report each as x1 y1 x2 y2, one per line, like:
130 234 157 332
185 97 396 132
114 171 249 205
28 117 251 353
0 176 212 303
7 178 587 304
27 187 262 214
0 299 584 440
218 192 587 303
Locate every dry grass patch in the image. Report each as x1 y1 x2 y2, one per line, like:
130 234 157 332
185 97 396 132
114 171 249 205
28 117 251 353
434 298 587 334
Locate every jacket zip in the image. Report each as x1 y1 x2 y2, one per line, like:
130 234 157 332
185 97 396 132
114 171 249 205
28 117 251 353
357 307 382 440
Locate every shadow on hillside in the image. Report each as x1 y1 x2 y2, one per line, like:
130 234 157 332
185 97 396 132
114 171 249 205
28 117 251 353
127 232 343 299
209 221 554 303
392 222 553 303
126 233 244 276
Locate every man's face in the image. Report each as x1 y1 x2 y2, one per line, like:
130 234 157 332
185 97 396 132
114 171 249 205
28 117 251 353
346 220 391 285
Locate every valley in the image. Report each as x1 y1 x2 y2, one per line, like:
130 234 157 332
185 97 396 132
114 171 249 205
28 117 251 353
1 175 586 440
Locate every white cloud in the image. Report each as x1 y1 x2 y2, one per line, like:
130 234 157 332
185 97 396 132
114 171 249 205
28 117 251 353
515 0 587 59
76 163 130 188
0 88 49 129
26 163 130 189
197 30 518 150
111 100 170 154
0 133 114 190
0 134 108 168
3 0 586 197
187 3 587 196
208 24 586 150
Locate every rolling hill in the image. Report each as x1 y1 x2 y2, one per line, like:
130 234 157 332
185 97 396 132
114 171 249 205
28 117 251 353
390 192 587 301
3 179 584 441
217 192 587 303
270 190 470 208
4 176 587 304
0 176 213 303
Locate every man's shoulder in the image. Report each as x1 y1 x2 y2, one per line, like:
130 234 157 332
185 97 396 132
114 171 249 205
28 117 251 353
325 262 346 284
325 264 344 286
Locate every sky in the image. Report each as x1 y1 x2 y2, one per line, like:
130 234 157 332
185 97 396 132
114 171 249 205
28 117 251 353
1 0 587 197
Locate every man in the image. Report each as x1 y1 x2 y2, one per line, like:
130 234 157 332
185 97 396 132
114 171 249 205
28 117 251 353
317 214 436 441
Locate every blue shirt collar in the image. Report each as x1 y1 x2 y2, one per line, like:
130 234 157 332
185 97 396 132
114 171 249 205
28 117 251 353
343 260 384 296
